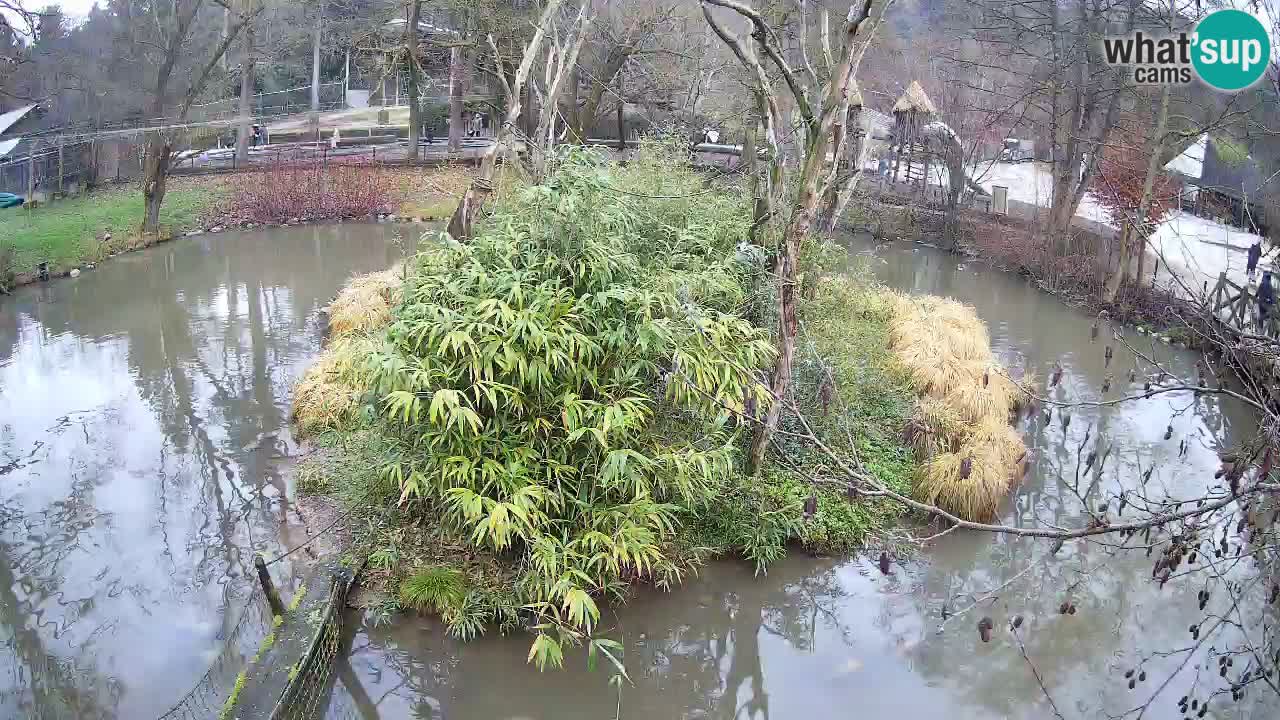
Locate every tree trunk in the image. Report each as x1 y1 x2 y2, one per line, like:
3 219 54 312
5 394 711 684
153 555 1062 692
1101 84 1170 304
405 0 422 161
142 133 171 236
822 105 867 233
448 45 465 153
748 134 832 473
615 68 625 152
311 0 323 112
236 2 256 164
567 67 582 142
448 0 577 241
577 50 628 143
1104 222 1133 303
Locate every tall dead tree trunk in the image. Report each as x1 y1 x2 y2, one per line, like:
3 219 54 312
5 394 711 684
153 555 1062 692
405 0 422 161
311 0 323 112
615 68 625 152
235 0 256 164
447 0 575 241
530 6 593 181
448 45 465 153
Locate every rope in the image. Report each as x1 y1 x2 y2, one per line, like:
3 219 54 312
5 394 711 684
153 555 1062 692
261 489 391 567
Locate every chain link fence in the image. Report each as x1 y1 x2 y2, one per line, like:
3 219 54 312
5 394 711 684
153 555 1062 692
0 139 95 198
154 590 274 720
269 567 356 720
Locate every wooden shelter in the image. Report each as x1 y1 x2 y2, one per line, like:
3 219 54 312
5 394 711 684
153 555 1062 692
890 81 937 187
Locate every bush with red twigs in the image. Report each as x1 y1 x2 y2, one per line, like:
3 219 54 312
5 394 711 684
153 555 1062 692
1093 129 1182 233
224 159 397 224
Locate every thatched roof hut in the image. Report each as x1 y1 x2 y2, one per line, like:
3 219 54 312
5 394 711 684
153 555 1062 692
892 81 937 116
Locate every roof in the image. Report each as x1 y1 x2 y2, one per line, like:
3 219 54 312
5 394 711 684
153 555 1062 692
1198 136 1264 201
0 138 19 158
892 81 937 115
862 108 893 139
1164 133 1206 178
0 104 36 137
383 17 459 36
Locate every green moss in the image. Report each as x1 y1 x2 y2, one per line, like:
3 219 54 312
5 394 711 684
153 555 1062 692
287 584 309 613
255 630 276 661
219 618 281 719
219 671 247 720
1211 135 1249 167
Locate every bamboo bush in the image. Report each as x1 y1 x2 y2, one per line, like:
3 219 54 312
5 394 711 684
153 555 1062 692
360 148 775 665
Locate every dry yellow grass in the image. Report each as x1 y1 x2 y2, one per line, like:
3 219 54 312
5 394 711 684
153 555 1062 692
328 264 404 338
294 267 402 434
883 291 1030 522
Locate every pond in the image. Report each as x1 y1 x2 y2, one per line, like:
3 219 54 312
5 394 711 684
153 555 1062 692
0 224 1270 720
0 223 417 719
334 234 1270 720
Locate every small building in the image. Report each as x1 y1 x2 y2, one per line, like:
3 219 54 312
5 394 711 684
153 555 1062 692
0 104 44 195
1165 133 1268 236
889 80 938 185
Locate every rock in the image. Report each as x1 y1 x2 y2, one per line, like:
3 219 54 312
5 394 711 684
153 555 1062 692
69 268 80 278
103 232 112 241
288 217 300 224
387 214 398 222
210 225 224 233
246 222 257 229
85 263 95 270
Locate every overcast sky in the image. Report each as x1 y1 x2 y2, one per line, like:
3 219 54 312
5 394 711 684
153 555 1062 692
55 0 98 21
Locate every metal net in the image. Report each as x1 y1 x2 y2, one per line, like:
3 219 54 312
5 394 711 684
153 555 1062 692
154 589 273 720
270 571 354 720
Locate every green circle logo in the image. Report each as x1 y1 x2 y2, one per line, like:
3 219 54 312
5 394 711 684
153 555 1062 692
1193 9 1271 91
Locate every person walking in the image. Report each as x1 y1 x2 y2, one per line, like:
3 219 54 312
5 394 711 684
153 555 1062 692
1257 269 1275 335
1247 241 1262 280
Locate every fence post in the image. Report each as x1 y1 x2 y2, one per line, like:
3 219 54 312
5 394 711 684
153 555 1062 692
254 555 286 616
57 139 64 196
27 148 35 203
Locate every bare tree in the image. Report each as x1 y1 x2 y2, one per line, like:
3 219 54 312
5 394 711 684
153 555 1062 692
135 0 257 234
699 0 889 473
446 0 579 241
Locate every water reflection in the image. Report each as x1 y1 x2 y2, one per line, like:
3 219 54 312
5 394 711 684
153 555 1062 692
0 223 415 718
339 235 1271 720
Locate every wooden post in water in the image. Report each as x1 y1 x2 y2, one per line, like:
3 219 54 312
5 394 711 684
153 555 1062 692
255 555 286 616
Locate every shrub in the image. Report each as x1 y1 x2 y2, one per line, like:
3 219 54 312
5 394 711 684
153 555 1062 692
226 159 396 223
361 147 774 662
0 242 14 293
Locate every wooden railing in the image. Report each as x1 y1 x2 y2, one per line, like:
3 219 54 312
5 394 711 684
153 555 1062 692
1207 272 1280 339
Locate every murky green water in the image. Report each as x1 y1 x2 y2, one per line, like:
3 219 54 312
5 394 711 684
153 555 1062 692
334 235 1271 720
1 224 1270 720
0 223 417 719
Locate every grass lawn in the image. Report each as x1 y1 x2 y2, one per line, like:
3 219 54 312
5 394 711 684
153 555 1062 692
0 180 224 275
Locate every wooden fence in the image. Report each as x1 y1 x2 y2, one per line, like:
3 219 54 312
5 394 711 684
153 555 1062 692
1207 272 1280 338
